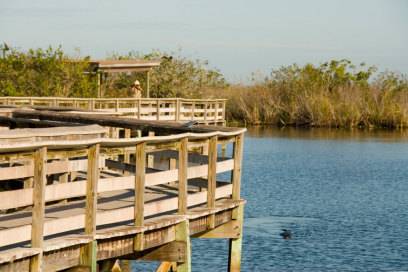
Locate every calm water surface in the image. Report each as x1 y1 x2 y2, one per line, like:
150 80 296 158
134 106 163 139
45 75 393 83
138 127 408 271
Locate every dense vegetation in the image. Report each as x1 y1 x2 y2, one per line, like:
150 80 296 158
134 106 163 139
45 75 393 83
1 46 408 128
222 60 408 128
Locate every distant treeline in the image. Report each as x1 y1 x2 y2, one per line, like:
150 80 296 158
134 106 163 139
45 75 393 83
1 46 408 128
0 46 227 98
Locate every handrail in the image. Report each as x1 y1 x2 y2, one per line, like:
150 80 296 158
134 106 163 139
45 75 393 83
0 129 245 254
0 129 246 153
0 96 227 102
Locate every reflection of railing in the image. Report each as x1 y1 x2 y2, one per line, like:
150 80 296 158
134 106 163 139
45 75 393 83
0 125 245 271
0 97 227 124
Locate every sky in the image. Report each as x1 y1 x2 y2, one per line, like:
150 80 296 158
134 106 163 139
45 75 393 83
0 0 407 81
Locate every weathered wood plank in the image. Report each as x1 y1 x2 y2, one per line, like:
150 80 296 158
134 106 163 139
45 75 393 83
0 185 233 247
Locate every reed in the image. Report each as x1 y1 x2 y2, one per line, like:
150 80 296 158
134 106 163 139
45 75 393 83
214 61 408 129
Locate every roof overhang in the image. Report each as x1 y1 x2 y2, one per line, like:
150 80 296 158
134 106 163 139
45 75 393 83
89 60 161 73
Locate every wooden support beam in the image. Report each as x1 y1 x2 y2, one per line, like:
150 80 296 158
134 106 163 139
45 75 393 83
193 220 241 239
134 142 146 251
175 221 191 272
178 138 188 214
228 204 244 272
98 259 117 272
30 146 47 272
137 241 187 262
80 144 100 272
156 262 177 272
232 134 244 200
65 265 92 272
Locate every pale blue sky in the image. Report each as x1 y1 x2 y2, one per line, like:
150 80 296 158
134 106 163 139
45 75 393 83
0 0 407 81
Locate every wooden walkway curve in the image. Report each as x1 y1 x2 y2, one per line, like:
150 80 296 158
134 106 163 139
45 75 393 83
0 113 245 272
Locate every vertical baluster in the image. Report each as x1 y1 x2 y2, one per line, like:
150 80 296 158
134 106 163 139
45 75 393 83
147 132 155 168
30 147 47 272
222 100 227 125
176 99 181 121
124 128 131 165
178 138 188 214
191 102 195 120
80 144 99 272
207 136 217 209
115 99 120 112
214 102 219 123
137 99 142 119
156 99 160 120
134 142 146 251
204 102 208 125
85 144 99 235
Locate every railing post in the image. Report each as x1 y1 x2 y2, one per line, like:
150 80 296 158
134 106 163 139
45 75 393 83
232 134 244 200
85 144 99 235
80 143 99 272
124 128 131 165
176 99 181 121
137 99 142 119
207 136 217 229
30 146 47 272
207 136 217 208
134 142 146 251
204 102 208 125
178 138 188 214
222 100 227 125
156 99 160 120
228 204 244 272
175 220 191 272
214 101 219 123
191 102 195 120
115 99 120 112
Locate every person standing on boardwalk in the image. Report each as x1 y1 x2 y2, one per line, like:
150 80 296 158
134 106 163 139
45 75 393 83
131 80 143 98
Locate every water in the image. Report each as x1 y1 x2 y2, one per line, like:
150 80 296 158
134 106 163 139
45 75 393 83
138 127 408 271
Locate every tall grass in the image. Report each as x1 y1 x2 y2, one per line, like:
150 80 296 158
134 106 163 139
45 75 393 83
214 61 408 129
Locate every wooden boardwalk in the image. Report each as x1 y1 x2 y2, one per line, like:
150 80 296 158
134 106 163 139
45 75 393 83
0 111 245 272
0 97 227 125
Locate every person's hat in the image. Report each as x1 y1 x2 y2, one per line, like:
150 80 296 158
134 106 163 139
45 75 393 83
134 80 141 86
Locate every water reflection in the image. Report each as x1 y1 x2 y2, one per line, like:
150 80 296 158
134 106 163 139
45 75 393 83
247 126 408 142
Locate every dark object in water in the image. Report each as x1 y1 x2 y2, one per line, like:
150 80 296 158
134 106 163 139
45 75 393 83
183 121 198 128
280 229 292 240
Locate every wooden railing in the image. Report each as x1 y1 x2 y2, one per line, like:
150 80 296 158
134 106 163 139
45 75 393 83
0 97 227 124
0 128 245 269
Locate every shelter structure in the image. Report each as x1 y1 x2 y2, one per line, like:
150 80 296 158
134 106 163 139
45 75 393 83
89 60 161 98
